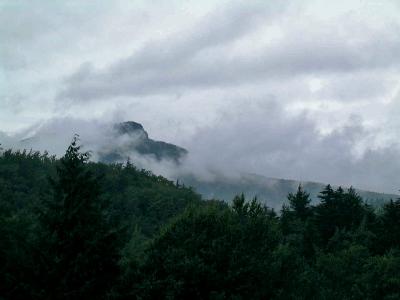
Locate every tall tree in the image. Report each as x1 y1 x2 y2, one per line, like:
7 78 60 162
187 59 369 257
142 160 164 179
287 185 311 221
315 186 365 246
378 199 400 251
39 136 120 299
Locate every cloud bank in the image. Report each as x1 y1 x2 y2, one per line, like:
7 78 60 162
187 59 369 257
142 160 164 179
1 0 400 193
2 99 400 194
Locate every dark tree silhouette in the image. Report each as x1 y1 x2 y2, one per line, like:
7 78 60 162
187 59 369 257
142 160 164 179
288 185 312 221
39 136 120 299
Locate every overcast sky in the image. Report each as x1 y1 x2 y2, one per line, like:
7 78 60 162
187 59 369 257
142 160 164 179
1 0 400 193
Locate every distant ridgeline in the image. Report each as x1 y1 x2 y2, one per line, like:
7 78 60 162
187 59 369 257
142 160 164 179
98 121 188 164
99 122 398 207
4 120 398 207
83 121 398 208
181 173 398 209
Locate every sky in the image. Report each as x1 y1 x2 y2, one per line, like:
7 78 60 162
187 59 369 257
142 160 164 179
1 0 400 193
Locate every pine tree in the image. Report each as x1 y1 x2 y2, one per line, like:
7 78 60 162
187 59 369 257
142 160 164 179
318 184 335 204
315 185 365 246
39 136 120 299
287 185 311 221
379 199 400 251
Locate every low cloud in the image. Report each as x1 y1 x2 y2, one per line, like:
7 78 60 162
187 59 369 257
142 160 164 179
179 100 400 193
2 99 400 194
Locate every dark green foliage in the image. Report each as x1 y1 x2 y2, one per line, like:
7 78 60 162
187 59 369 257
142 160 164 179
358 250 400 299
314 185 368 245
87 157 202 238
38 136 121 299
377 199 400 251
0 140 200 299
287 185 311 221
313 244 371 299
280 186 315 259
0 149 55 298
137 199 298 299
1 142 400 299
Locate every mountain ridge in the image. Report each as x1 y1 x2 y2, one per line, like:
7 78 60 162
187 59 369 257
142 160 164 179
3 120 397 206
180 172 398 209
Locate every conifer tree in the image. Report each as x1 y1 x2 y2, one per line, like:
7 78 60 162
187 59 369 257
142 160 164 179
318 184 335 204
315 185 366 246
39 136 120 299
287 185 311 221
379 199 400 251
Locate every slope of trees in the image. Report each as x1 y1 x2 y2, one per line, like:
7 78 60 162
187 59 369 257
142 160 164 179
0 141 399 299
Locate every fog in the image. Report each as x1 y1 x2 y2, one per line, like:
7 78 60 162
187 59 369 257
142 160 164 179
2 98 400 194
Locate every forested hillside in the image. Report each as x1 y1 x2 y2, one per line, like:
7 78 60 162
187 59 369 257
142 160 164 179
12 120 397 208
1 140 400 299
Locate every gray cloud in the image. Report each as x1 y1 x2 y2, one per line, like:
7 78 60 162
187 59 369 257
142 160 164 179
3 99 400 194
58 2 287 101
2 0 400 194
58 7 400 102
314 72 396 102
179 100 400 193
0 1 109 71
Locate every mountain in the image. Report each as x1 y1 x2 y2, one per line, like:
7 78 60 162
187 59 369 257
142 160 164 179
6 120 397 207
181 172 398 209
98 121 188 163
11 121 187 164
79 121 400 207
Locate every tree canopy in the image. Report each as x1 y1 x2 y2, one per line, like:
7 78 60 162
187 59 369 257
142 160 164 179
0 142 399 299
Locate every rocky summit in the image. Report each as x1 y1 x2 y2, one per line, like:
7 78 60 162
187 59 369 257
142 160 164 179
98 121 188 163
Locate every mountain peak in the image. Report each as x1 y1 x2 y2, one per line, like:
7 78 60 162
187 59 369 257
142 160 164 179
99 121 187 164
114 121 149 139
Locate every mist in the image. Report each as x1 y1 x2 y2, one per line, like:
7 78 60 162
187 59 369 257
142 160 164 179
2 97 400 195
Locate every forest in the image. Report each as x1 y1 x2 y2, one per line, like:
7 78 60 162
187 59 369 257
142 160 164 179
1 138 399 299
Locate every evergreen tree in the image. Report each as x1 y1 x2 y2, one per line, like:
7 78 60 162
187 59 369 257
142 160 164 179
288 185 311 221
378 199 400 251
39 136 120 299
280 186 316 260
314 184 337 244
315 185 366 246
318 184 335 204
